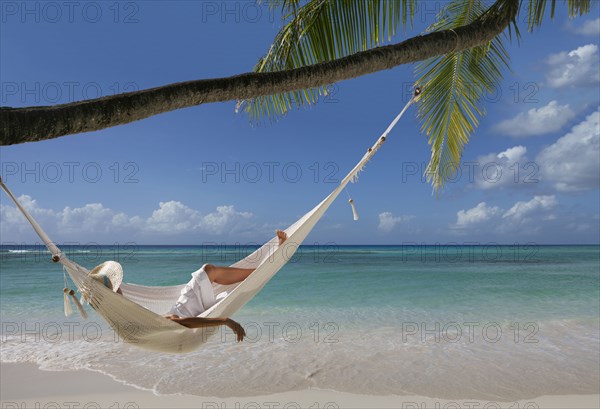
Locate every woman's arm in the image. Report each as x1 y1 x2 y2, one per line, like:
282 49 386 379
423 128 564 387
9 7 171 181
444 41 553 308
165 315 246 342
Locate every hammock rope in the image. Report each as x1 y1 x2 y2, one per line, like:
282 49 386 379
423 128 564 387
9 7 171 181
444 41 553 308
0 90 418 353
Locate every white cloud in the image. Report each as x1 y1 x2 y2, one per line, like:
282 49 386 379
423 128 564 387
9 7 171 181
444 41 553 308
453 196 558 233
494 101 576 137
502 195 558 222
61 203 116 234
546 44 600 88
200 205 253 235
567 222 591 232
1 197 254 242
112 213 145 231
497 146 527 162
146 201 203 233
536 108 600 192
572 18 600 36
378 212 415 232
145 201 253 235
455 202 501 228
0 194 59 236
474 146 533 189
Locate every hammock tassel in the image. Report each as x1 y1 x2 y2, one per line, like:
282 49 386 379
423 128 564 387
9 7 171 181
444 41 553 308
80 291 90 305
63 288 73 317
69 289 88 319
349 198 359 221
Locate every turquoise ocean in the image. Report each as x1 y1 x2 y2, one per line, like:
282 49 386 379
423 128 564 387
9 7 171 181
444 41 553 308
1 244 599 400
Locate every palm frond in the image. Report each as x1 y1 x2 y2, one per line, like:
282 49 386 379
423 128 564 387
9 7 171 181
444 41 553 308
258 0 303 20
241 0 416 122
526 0 592 31
415 0 511 192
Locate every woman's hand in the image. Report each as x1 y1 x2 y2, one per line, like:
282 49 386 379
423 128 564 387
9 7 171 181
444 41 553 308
225 318 246 342
164 314 246 342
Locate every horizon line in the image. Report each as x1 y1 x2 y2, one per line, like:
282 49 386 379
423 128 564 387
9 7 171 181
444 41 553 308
3 243 599 247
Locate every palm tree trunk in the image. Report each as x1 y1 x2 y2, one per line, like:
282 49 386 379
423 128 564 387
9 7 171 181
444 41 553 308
1 0 518 146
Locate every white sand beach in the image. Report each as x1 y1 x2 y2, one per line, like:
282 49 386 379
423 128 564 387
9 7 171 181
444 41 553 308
1 362 598 409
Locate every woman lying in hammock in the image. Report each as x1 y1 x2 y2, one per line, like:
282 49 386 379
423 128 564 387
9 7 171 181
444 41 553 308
163 229 288 342
95 230 287 342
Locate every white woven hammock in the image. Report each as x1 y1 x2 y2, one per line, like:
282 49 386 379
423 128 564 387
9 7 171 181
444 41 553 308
1 95 416 353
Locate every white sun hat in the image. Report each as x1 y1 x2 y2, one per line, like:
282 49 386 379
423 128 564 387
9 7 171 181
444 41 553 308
88 261 123 292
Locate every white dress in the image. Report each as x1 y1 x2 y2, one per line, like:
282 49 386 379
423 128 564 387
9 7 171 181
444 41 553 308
167 264 216 317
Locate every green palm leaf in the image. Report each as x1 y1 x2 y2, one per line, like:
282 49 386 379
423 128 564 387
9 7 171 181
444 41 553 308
526 0 591 31
240 0 416 121
415 0 511 191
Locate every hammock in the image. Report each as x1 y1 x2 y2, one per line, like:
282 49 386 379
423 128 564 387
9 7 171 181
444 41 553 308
0 92 417 353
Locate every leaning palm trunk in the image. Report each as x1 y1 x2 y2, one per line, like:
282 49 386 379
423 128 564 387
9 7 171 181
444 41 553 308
0 0 518 146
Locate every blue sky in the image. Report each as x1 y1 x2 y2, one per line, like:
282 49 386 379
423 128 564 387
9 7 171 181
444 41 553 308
1 1 599 246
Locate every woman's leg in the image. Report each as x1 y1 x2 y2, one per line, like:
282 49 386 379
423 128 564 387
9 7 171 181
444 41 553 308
204 264 254 285
205 229 288 285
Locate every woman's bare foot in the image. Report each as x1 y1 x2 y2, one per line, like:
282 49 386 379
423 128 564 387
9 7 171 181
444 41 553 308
276 229 287 246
